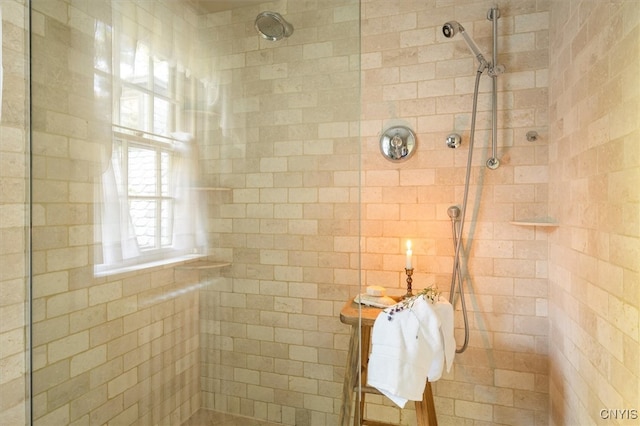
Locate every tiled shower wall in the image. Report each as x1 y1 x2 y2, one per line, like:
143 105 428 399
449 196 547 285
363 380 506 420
360 0 550 424
2 2 638 426
548 1 639 425
198 1 361 424
0 1 29 424
28 2 204 424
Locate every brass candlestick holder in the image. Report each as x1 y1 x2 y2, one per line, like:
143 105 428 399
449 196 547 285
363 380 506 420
404 268 414 299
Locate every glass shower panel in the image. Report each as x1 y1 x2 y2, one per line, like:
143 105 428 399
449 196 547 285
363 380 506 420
197 1 362 423
30 1 207 424
30 0 361 425
119 89 148 129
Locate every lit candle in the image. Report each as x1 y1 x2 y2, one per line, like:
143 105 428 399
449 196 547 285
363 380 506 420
405 240 412 269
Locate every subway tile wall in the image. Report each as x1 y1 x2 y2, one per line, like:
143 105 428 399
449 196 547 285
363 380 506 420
199 1 361 424
2 0 638 425
548 1 640 425
0 1 29 424
28 1 204 425
360 0 551 424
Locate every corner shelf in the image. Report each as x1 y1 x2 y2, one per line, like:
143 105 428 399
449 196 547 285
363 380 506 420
175 260 231 270
510 217 559 228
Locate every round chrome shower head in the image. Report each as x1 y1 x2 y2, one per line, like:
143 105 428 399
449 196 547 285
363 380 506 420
442 21 463 38
255 11 294 41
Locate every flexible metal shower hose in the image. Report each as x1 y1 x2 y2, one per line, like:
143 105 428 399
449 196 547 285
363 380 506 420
448 67 483 354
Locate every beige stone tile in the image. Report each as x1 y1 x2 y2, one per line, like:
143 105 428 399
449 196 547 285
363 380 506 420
18 0 640 425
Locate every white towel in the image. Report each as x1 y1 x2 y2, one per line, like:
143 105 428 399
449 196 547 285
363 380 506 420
433 298 456 374
366 296 455 408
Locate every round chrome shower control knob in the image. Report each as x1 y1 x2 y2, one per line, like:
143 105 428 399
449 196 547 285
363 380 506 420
379 125 416 162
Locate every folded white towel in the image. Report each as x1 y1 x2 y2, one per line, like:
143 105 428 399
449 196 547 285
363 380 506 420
366 295 455 408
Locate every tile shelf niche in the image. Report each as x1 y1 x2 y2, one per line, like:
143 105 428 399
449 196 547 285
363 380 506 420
510 217 559 227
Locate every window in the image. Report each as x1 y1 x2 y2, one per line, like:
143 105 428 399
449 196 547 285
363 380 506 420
118 43 176 136
95 32 206 274
112 130 175 252
113 41 179 256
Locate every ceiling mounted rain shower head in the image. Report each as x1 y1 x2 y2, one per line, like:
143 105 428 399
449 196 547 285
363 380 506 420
255 11 294 41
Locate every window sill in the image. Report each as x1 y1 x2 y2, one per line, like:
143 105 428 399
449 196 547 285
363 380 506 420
175 260 232 270
94 254 221 278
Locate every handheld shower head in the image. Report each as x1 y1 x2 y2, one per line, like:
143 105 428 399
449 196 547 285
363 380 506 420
442 20 488 70
442 21 462 38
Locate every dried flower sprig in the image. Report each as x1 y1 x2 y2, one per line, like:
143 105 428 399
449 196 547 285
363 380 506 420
384 286 440 321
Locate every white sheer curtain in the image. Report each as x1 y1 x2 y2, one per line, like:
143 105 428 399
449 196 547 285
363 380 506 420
95 133 207 272
170 133 208 253
96 149 141 267
94 4 208 273
112 1 208 78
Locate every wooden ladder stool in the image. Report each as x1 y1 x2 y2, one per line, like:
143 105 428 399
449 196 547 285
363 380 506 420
339 301 438 426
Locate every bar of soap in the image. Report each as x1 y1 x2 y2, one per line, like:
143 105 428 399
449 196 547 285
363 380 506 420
354 293 396 308
366 285 386 296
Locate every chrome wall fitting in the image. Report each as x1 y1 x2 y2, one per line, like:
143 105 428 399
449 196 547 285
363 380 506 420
446 133 462 149
526 130 539 142
379 125 416 162
486 157 500 170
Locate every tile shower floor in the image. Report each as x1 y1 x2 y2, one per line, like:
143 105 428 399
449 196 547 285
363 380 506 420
182 410 282 426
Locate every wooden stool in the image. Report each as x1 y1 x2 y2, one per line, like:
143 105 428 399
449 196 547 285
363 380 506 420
339 301 438 426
